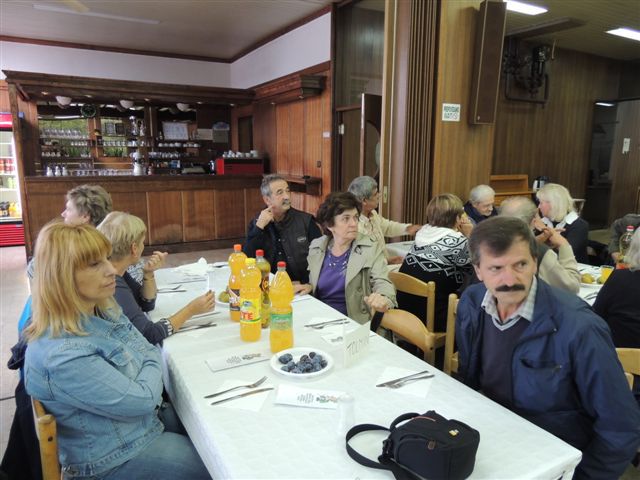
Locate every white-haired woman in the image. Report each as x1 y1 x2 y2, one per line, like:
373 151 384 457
537 183 589 263
98 212 214 344
593 228 640 348
463 184 498 225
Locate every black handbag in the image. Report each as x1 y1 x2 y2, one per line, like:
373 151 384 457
346 410 480 480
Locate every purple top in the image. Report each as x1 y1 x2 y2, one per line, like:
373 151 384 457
315 248 351 315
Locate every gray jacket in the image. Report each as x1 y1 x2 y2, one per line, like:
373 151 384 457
307 234 397 324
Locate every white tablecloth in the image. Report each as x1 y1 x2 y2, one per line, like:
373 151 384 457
150 266 581 479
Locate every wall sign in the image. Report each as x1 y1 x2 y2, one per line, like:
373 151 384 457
442 103 461 122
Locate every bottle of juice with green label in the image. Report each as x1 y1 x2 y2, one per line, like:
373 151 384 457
239 258 262 342
269 261 294 353
255 249 271 328
228 244 246 322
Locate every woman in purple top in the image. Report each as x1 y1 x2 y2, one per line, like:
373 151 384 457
300 192 396 324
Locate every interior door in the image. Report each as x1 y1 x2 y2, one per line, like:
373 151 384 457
360 93 382 180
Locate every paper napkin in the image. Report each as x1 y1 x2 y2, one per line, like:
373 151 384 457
275 384 343 410
205 348 271 373
174 257 208 276
376 366 434 398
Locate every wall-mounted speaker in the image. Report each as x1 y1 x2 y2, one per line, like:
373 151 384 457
468 0 507 125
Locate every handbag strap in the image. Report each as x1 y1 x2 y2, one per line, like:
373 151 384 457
371 310 384 332
345 423 422 480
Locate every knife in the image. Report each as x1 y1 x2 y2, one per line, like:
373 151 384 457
376 370 432 388
210 387 274 406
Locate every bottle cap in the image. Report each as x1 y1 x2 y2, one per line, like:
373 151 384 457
627 225 634 231
277 261 286 268
246 258 256 266
256 249 264 257
234 244 242 251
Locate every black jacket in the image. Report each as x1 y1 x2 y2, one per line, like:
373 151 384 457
243 207 322 283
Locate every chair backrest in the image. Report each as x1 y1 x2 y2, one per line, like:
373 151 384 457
32 398 61 480
388 271 436 332
616 348 640 390
381 309 435 361
444 293 459 375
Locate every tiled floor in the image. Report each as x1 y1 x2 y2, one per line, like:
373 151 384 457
0 245 232 459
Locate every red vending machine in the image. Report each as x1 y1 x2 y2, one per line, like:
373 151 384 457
0 113 25 247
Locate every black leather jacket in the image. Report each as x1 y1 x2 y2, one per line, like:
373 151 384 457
243 207 322 283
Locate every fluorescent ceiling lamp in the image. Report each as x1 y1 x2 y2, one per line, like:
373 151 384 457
504 0 547 15
595 102 615 107
33 4 160 25
606 28 640 42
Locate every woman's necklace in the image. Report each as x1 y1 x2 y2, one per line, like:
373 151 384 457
327 240 351 270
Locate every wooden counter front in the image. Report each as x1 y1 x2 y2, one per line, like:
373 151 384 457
23 175 264 257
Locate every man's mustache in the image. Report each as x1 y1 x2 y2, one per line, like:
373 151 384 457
495 284 526 292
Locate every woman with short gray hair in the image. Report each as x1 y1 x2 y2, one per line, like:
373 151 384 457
463 184 498 225
594 228 640 349
347 175 421 265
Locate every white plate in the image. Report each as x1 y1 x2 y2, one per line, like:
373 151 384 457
270 347 333 381
215 298 230 307
580 282 601 288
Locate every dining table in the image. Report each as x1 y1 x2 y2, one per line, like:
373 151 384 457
149 262 582 479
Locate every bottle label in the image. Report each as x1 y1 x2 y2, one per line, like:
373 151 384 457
240 297 261 323
229 288 240 312
270 312 292 330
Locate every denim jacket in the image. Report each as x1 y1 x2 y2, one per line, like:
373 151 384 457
25 310 164 478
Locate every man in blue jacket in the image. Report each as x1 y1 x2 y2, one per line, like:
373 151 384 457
457 216 640 479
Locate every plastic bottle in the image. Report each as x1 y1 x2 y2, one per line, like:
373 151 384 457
269 261 294 353
239 258 262 342
618 225 635 266
255 249 271 328
228 244 247 322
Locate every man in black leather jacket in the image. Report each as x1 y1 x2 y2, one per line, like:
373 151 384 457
243 174 322 288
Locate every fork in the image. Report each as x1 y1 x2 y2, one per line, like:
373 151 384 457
305 318 348 329
386 373 434 389
204 376 268 399
158 284 182 292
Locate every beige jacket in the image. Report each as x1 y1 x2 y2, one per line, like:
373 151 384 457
358 210 410 258
307 234 397 324
538 243 581 294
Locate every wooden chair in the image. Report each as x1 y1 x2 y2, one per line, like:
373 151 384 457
616 348 640 390
388 271 445 365
381 309 436 362
444 293 459 376
32 398 61 480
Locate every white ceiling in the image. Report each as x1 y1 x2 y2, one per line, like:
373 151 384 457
0 0 335 60
0 0 638 62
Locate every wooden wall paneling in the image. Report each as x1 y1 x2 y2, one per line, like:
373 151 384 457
253 103 277 171
276 104 290 173
401 0 439 224
110 191 149 242
304 95 323 179
288 102 305 176
493 47 621 198
339 109 361 191
230 104 253 152
608 99 640 224
214 189 247 238
146 191 183 244
0 81 9 112
181 189 216 242
289 191 305 211
321 72 332 198
244 187 265 228
431 1 496 202
23 193 62 248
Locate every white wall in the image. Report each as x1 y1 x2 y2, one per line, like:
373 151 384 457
0 41 231 87
230 13 331 88
0 11 331 89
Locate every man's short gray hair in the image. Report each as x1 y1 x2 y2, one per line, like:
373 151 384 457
260 174 286 197
348 176 378 202
499 196 538 226
469 184 495 204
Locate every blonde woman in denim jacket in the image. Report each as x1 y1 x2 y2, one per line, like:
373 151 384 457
24 222 209 480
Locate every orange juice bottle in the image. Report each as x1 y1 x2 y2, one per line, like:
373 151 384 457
269 261 294 353
228 244 247 322
255 249 271 328
239 258 262 342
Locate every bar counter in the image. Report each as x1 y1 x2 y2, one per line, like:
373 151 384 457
22 174 264 257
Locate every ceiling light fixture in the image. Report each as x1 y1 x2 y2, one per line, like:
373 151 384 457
33 4 160 25
56 95 72 106
606 27 640 42
595 102 615 107
176 103 190 112
120 99 134 109
504 0 547 16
